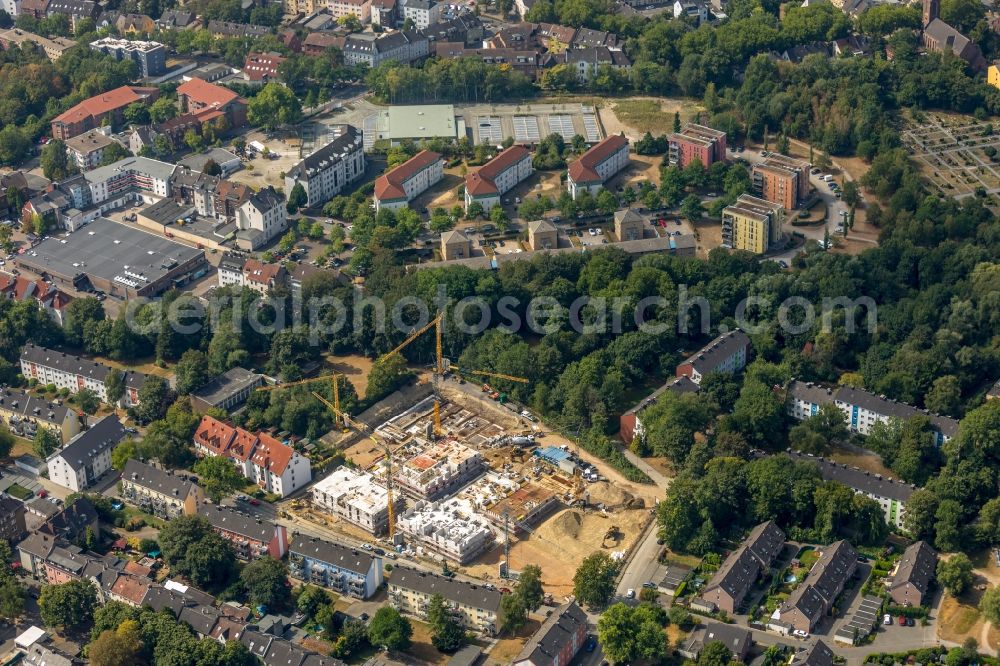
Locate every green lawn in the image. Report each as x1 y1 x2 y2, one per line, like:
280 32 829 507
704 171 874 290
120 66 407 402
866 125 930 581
7 483 32 500
120 506 166 530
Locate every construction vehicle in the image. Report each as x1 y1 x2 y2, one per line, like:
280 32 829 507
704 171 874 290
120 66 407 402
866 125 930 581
255 373 351 432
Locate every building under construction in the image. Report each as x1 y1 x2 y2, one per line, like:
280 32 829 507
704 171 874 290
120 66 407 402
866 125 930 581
396 497 495 564
311 467 405 536
483 483 560 534
393 439 485 501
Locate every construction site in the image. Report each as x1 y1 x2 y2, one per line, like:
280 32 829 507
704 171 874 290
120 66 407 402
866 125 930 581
283 314 656 593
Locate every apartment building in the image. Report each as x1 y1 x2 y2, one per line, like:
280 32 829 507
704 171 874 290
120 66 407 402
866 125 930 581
667 123 726 169
242 52 285 84
389 567 504 634
464 146 533 212
721 194 784 253
786 450 914 530
343 30 428 67
0 495 26 544
200 505 288 560
20 344 146 407
177 77 248 129
241 258 287 295
676 329 752 384
289 534 383 598
396 497 494 564
752 154 812 209
513 601 588 666
374 150 444 212
285 126 366 208
562 46 631 82
402 0 441 28
120 459 204 520
192 415 312 497
696 521 785 614
371 0 397 24
50 85 158 141
249 432 312 497
236 186 287 250
619 376 699 446
786 380 959 445
772 540 858 633
394 440 484 500
64 129 118 172
89 37 166 77
311 467 403 535
566 135 629 199
888 540 936 606
0 29 77 60
46 415 125 492
329 0 371 21
0 386 79 443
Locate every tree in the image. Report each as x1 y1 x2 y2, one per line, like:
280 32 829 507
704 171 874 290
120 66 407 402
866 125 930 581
500 592 527 633
98 142 130 167
427 593 466 652
296 586 330 620
287 182 307 214
40 140 71 181
129 376 173 424
240 557 291 610
0 577 24 623
980 586 1000 625
75 388 99 415
159 516 236 591
88 620 144 666
514 564 543 612
489 204 510 231
174 349 209 395
0 126 30 166
39 579 98 630
938 554 974 597
597 603 668 665
367 606 412 651
573 552 619 609
202 159 222 177
32 427 59 459
680 194 703 222
110 438 137 471
248 82 303 131
366 354 413 403
149 97 178 124
673 111 681 133
105 368 126 406
925 375 961 417
123 102 150 126
0 426 14 460
193 455 246 501
699 640 733 666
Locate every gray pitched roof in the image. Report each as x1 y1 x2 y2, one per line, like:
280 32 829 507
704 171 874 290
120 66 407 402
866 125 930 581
834 385 959 438
514 600 587 664
783 541 857 621
200 505 277 543
289 534 374 577
20 344 146 391
287 126 362 182
624 375 700 417
123 459 198 499
390 566 502 613
681 329 751 375
790 640 835 666
685 622 752 658
189 367 263 407
50 415 124 471
179 604 221 636
890 540 937 598
787 451 915 503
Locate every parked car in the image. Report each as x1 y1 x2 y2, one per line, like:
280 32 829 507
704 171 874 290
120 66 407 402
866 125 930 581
907 617 915 627
642 582 657 589
897 616 907 626
793 629 809 638
883 614 892 625
588 228 597 236
626 589 635 599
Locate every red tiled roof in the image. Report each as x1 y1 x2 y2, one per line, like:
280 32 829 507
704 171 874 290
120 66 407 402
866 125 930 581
177 77 240 109
243 259 283 285
53 86 155 126
111 574 151 605
374 150 442 201
243 52 286 82
567 134 629 184
250 432 295 476
465 145 531 196
124 560 152 577
229 428 259 462
194 415 236 456
303 33 346 50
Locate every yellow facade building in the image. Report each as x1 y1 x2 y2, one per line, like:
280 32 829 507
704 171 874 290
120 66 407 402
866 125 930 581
989 63 1000 89
721 194 784 254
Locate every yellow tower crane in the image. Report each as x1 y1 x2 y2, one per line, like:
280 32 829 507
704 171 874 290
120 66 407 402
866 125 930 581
379 312 446 436
256 373 349 432
447 367 530 384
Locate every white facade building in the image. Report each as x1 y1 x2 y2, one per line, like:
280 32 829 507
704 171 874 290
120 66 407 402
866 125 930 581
312 467 402 535
236 186 286 250
249 432 312 497
464 145 533 212
20 344 145 407
46 415 125 492
401 0 441 28
393 439 484 500
395 497 494 564
284 126 365 209
373 150 444 212
566 135 629 199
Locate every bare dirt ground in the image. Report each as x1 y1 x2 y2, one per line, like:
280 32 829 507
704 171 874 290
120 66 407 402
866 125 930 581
694 219 722 259
938 592 986 645
601 98 705 140
828 446 895 479
321 353 375 398
482 619 539 666
611 152 663 189
461 505 651 596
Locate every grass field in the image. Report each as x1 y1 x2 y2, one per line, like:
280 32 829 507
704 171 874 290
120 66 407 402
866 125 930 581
937 592 984 643
609 98 703 135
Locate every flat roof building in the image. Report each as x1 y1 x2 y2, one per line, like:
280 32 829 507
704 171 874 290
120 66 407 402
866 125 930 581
394 439 484 500
752 154 812 210
669 123 727 169
722 194 784 254
372 105 457 144
311 467 402 535
396 497 494 564
15 217 207 300
89 37 166 77
189 367 264 413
